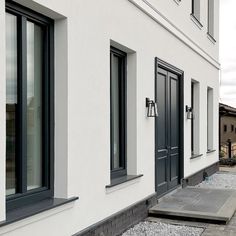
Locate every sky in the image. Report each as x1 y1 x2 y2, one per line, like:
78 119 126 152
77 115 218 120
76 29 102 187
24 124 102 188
220 0 236 107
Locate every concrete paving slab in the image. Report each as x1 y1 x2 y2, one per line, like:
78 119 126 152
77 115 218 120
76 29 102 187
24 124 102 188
149 187 236 224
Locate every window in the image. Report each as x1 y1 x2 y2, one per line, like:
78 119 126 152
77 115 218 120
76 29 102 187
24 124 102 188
191 81 200 156
224 125 227 132
232 125 234 132
110 47 127 179
208 0 215 38
207 87 213 151
6 1 54 210
191 0 201 22
191 82 194 155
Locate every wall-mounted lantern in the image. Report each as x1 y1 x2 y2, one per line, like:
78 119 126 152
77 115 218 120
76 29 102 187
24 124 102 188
186 105 194 119
146 98 158 117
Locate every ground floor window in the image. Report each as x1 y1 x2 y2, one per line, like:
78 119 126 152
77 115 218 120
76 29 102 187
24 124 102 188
6 1 54 209
191 80 200 156
110 47 127 178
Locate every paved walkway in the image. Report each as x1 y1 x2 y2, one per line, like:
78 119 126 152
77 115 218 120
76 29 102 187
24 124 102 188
149 187 236 224
147 170 236 236
220 165 236 173
147 214 236 236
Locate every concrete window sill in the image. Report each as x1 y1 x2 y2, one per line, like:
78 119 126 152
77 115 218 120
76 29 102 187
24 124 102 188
207 149 216 154
0 197 78 228
106 175 143 188
190 154 203 160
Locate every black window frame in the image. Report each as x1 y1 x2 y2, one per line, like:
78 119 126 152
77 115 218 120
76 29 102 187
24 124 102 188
110 47 127 179
191 82 194 155
6 1 54 211
231 125 234 132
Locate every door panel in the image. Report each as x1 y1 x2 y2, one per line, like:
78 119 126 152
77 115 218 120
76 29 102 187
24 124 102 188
156 70 167 150
155 68 168 195
155 66 180 196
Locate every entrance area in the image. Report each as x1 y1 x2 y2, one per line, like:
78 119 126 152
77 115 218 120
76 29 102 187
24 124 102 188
155 58 183 197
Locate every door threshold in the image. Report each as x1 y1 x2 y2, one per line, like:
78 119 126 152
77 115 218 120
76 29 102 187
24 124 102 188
157 185 182 201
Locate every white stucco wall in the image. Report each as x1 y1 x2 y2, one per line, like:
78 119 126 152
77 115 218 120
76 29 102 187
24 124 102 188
0 0 219 235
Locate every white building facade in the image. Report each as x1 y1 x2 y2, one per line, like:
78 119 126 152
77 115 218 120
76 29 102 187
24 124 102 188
0 0 219 235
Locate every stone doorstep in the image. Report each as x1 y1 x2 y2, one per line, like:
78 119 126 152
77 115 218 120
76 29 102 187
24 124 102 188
149 187 236 224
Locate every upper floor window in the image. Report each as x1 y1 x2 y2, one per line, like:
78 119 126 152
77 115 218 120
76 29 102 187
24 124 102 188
6 1 54 210
208 0 215 38
110 47 127 179
231 125 234 132
224 125 227 132
191 0 201 22
207 87 213 151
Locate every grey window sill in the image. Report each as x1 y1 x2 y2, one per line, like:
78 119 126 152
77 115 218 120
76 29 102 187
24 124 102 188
106 175 143 188
190 154 203 160
190 14 203 29
207 149 216 154
0 197 78 227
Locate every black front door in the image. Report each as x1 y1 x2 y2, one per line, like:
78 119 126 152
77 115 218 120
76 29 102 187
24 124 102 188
155 60 181 197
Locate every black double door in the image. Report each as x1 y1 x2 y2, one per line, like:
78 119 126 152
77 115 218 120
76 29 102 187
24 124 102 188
155 64 180 197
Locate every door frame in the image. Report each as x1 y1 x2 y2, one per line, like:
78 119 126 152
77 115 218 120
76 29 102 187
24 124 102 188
154 57 184 194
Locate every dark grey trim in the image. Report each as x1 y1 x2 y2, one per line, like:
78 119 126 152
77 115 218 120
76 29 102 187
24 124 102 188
190 154 203 160
6 0 53 25
73 193 157 236
106 175 143 188
1 197 78 228
155 57 185 187
17 15 28 194
207 149 216 154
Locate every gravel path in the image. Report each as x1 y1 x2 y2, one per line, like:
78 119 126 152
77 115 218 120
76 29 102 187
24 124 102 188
196 172 236 189
122 221 204 236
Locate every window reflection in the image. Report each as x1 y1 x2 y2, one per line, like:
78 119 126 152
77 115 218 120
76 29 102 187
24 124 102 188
6 13 17 196
27 21 43 190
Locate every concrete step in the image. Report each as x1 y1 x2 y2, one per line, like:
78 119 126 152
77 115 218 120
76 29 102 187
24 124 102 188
149 187 236 224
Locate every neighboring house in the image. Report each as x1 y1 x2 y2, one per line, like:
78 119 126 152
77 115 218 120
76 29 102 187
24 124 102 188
219 103 236 157
0 0 219 235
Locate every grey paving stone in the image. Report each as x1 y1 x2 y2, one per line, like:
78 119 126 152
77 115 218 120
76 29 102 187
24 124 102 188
149 187 236 223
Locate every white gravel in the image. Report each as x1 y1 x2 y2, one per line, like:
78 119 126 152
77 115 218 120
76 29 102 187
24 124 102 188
196 172 236 189
122 221 204 236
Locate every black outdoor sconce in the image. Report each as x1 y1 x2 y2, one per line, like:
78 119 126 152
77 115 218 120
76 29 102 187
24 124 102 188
186 105 194 119
146 98 158 117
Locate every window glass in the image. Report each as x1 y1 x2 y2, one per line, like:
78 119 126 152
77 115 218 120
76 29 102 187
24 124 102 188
6 13 17 196
207 87 213 151
111 55 120 169
27 21 43 190
208 0 214 37
110 48 126 178
192 0 200 21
